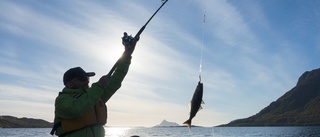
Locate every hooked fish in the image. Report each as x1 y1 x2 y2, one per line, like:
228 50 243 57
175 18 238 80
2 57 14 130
183 81 204 128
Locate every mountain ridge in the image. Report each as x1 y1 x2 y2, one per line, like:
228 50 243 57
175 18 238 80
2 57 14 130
220 68 320 126
0 115 53 128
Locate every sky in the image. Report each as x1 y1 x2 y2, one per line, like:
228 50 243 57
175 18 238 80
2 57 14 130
0 0 319 127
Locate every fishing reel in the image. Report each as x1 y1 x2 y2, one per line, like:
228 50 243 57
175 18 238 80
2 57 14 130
122 32 136 46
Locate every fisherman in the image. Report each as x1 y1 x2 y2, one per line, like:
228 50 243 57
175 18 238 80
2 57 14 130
50 39 137 137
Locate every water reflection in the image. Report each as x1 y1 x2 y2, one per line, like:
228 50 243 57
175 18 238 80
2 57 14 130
212 126 320 137
104 127 131 137
0 127 319 137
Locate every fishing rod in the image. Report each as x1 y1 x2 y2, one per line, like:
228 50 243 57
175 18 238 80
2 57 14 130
107 0 169 76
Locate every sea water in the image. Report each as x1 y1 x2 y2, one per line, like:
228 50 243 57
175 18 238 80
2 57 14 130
0 126 319 137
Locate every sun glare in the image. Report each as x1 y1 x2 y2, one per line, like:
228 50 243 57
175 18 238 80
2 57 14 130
104 127 131 137
108 45 124 61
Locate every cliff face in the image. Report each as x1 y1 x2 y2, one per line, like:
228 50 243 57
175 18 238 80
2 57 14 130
222 68 320 126
0 116 53 128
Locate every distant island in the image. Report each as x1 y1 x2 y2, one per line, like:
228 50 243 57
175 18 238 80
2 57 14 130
153 119 201 128
0 115 52 128
154 119 181 127
220 68 320 127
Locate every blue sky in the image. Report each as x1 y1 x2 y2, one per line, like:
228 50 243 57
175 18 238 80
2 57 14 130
0 0 319 127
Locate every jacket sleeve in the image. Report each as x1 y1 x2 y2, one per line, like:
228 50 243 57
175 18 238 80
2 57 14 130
97 55 132 102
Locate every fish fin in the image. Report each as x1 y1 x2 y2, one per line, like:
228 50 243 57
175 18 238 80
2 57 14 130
198 106 203 112
183 119 191 129
202 100 205 104
188 101 192 107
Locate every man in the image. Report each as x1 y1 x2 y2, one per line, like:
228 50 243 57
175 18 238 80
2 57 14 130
51 39 137 137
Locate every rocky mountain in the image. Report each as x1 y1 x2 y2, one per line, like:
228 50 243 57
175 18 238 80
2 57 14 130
0 115 53 128
221 68 320 126
154 119 181 127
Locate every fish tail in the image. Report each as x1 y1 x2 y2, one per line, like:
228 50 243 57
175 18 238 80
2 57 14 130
183 119 191 128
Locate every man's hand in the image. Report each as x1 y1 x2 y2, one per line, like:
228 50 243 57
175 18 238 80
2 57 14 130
122 32 137 56
124 40 137 56
97 74 111 87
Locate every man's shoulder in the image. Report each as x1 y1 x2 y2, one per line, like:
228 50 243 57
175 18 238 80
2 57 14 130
57 88 84 98
61 87 83 93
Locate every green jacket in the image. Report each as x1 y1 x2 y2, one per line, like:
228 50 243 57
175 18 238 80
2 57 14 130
53 56 131 137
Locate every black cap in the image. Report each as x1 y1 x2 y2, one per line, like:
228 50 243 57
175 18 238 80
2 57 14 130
63 67 95 84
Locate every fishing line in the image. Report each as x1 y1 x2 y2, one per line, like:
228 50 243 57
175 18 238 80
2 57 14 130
199 14 205 82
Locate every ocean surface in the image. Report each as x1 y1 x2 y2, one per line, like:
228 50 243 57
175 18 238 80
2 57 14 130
0 126 319 137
